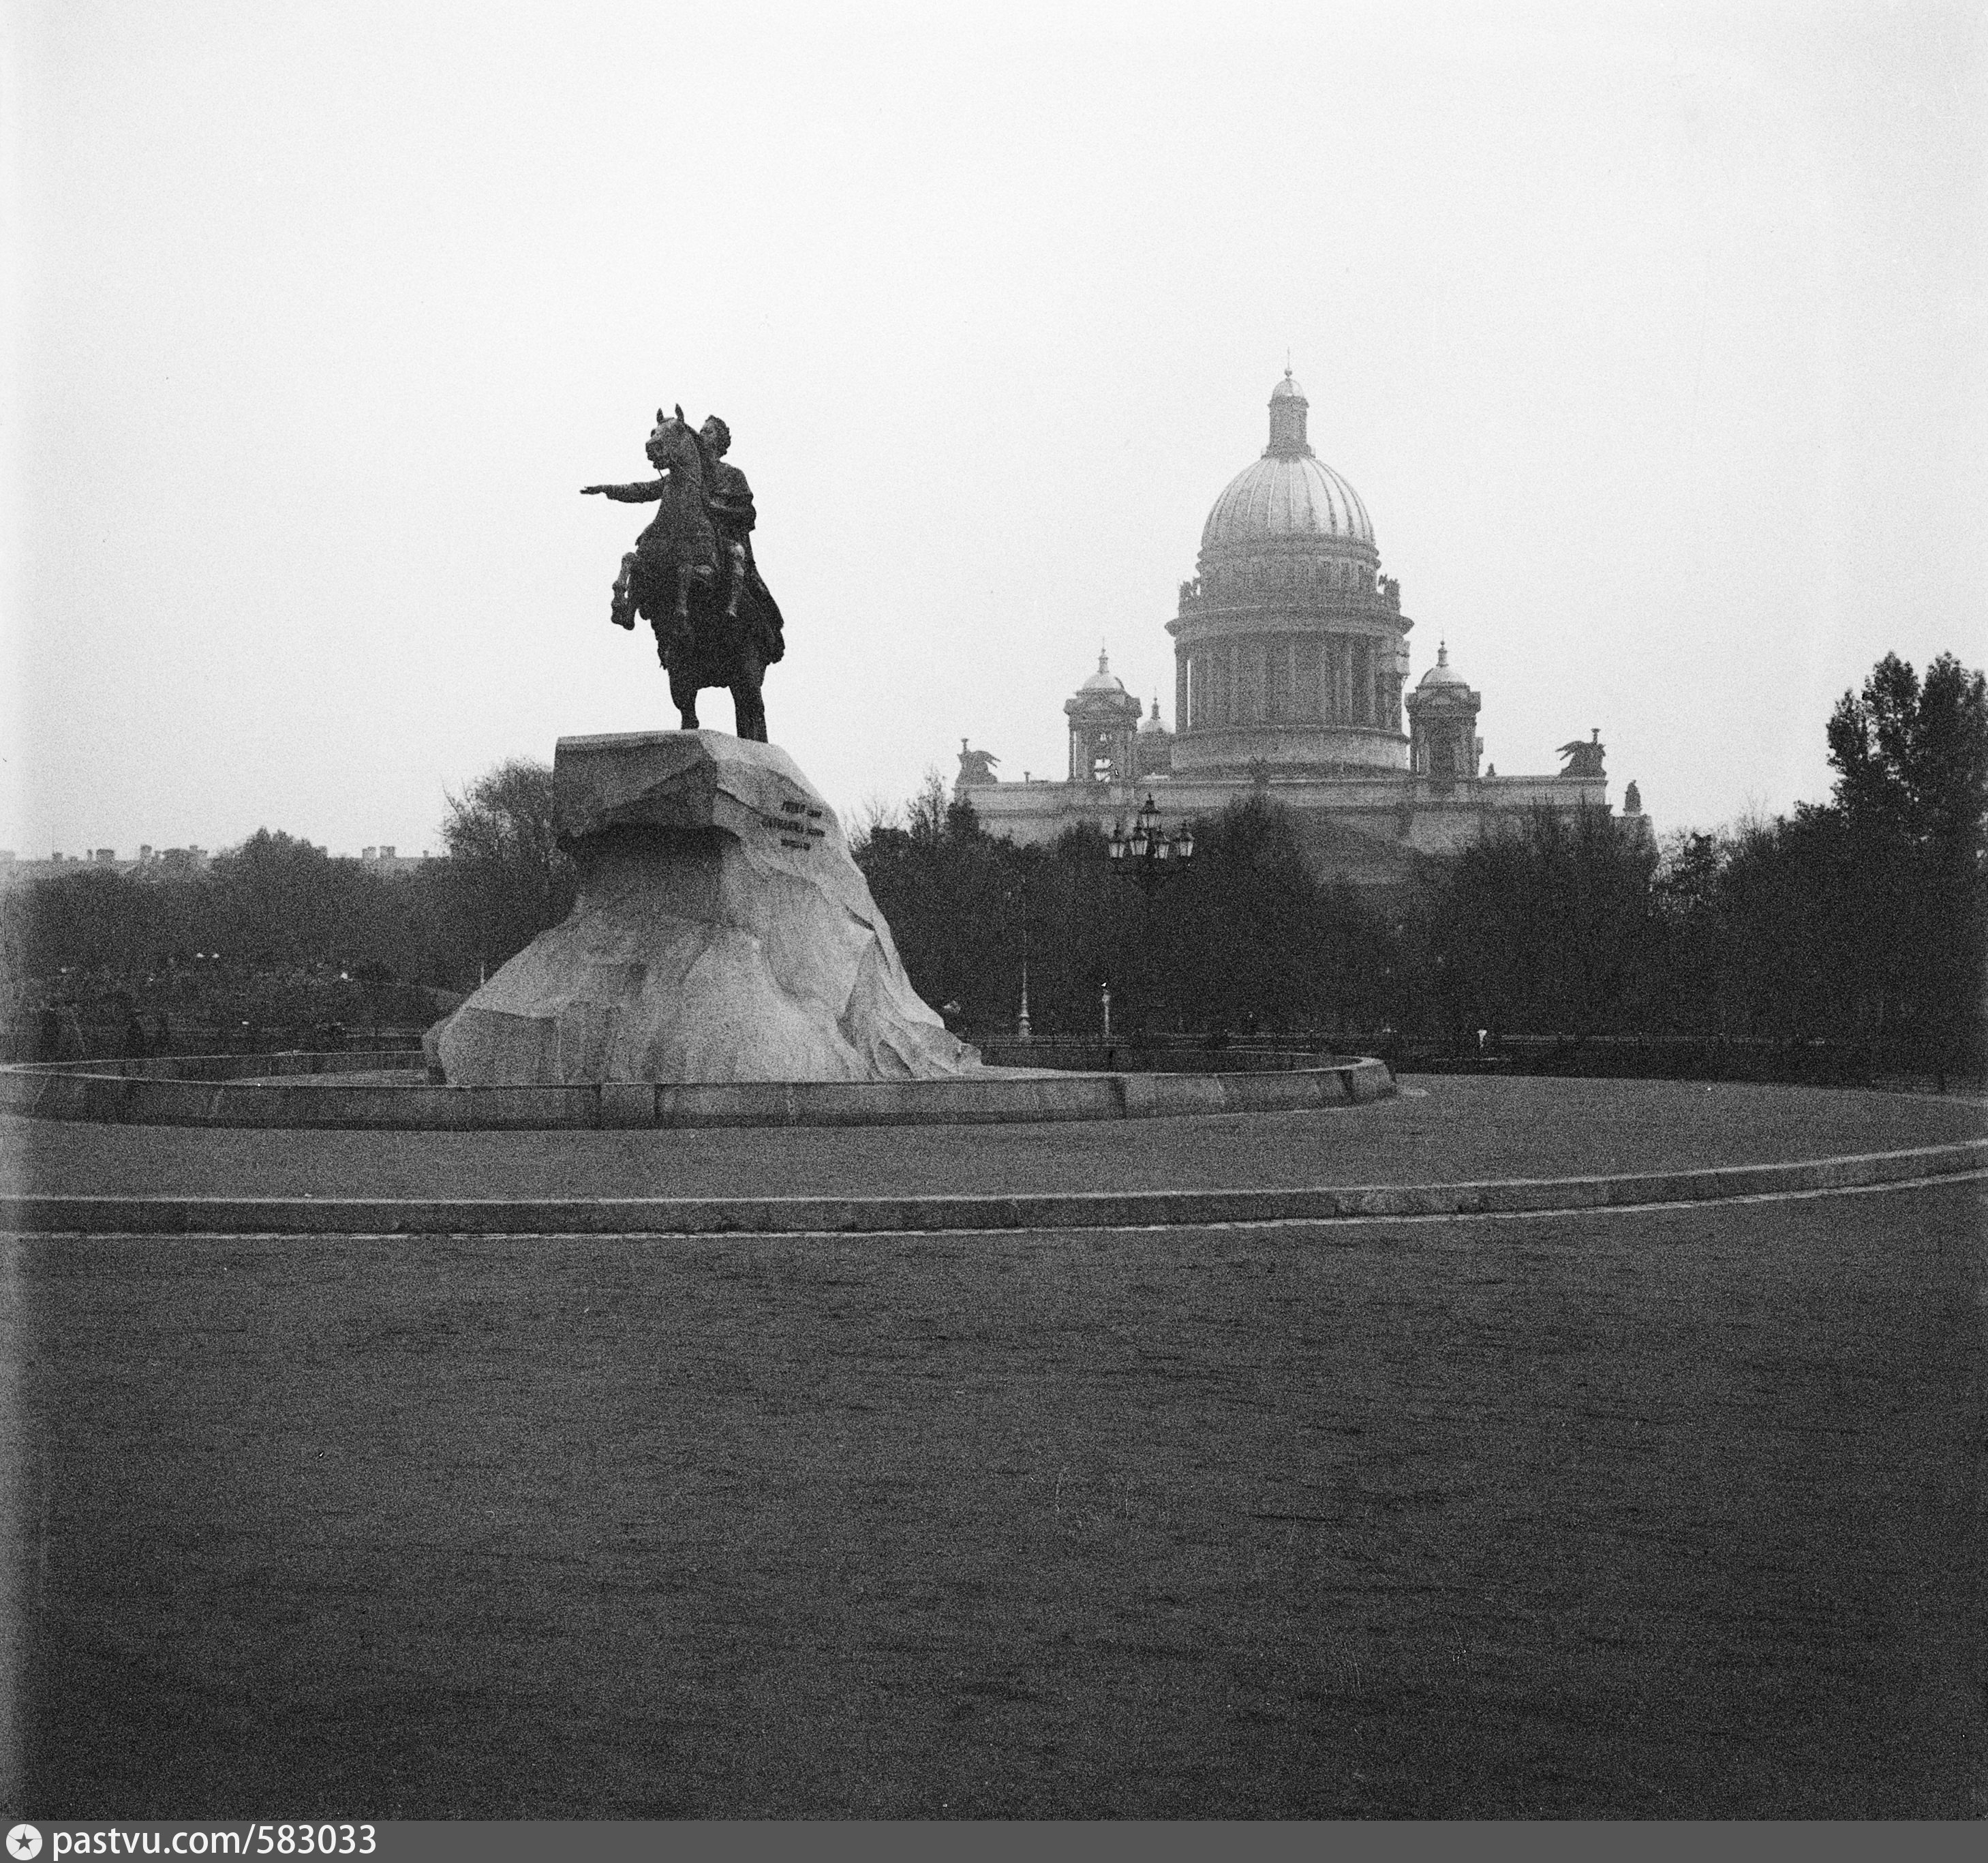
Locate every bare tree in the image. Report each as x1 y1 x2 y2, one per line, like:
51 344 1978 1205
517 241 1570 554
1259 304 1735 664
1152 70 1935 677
440 758 574 970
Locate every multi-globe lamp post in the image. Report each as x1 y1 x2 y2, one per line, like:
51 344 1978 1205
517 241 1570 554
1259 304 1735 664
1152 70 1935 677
1107 793 1195 884
1099 793 1195 1036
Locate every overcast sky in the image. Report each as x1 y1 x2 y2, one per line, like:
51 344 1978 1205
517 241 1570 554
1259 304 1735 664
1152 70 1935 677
3 0 1983 858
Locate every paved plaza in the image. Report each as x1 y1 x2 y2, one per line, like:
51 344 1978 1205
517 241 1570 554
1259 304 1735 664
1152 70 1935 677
5 1078 1984 1817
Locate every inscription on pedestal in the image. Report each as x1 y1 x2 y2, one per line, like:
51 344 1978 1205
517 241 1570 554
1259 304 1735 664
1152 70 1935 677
766 798 828 853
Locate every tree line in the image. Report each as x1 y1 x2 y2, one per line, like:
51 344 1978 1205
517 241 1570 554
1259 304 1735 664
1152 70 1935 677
5 653 1982 1074
861 649 1986 1075
0 759 572 1050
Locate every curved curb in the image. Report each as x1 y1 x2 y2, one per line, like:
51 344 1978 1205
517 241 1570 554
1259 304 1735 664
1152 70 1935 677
4 1140 1982 1237
0 1052 1394 1130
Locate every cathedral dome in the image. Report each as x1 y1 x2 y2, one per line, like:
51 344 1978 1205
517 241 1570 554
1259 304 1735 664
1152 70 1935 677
1202 456 1373 550
1199 372 1374 553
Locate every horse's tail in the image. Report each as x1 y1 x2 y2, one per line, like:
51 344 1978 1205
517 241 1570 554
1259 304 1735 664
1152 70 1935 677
746 575 785 664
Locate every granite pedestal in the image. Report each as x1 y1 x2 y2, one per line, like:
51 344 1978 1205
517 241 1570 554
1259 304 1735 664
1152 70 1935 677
427 733 980 1085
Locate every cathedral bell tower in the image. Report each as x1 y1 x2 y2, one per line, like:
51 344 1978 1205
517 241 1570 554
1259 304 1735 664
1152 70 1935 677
1405 643 1482 793
1064 650 1143 785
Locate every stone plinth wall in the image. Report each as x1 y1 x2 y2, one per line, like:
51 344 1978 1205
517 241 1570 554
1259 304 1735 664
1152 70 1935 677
0 1052 1396 1130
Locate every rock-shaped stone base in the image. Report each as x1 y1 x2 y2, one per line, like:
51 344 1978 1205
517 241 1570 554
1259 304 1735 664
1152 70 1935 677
428 732 979 1085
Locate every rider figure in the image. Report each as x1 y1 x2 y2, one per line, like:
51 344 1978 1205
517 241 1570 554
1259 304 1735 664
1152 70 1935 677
699 417 753 620
698 416 785 663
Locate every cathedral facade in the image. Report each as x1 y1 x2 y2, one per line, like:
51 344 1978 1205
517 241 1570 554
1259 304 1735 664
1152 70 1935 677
956 372 1645 889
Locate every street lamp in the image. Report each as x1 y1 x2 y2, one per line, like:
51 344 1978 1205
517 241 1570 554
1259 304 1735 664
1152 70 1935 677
1102 796 1195 1044
1107 794 1194 885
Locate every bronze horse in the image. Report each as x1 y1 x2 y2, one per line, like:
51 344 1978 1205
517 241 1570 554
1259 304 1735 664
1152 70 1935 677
583 408 782 742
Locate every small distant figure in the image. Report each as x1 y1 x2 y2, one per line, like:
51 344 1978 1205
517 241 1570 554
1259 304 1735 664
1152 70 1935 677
122 1012 151 1058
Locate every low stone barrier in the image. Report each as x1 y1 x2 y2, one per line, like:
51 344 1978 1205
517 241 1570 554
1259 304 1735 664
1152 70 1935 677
975 1041 1366 1074
3 1139 1981 1237
0 1049 1395 1131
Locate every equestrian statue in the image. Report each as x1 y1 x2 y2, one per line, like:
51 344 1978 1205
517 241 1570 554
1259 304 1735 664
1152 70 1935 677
582 407 785 742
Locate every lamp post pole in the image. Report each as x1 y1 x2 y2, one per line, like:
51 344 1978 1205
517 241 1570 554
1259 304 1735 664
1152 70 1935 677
1106 796 1195 1037
1015 875 1033 1042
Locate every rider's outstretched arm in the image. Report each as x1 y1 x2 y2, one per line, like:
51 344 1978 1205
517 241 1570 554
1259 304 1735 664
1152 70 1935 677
580 477 669 501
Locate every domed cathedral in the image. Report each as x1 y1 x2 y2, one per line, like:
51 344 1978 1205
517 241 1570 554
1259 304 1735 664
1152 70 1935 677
955 370 1647 888
1172 370 1409 778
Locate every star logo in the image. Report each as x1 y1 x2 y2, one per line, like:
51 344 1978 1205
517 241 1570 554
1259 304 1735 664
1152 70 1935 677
7 1828 43 1861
